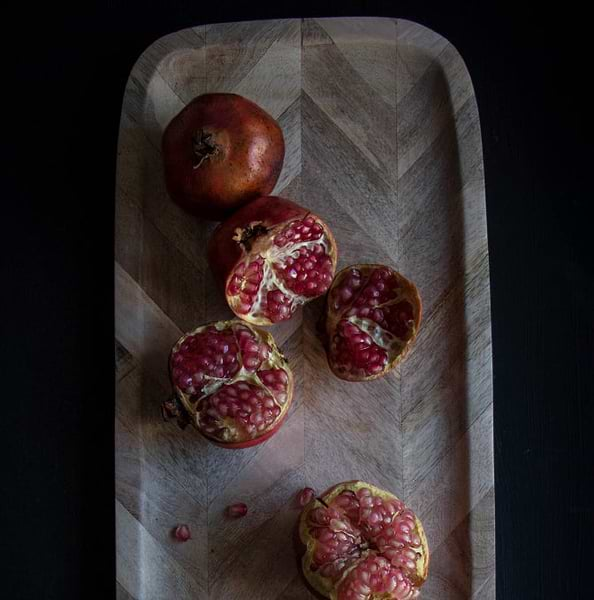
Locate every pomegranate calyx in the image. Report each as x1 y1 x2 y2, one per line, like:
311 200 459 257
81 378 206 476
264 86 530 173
192 129 220 169
161 394 191 429
232 222 269 252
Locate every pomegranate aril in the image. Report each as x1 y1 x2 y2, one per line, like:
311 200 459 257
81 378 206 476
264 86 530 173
241 340 256 353
269 289 284 303
174 524 192 542
298 487 316 507
262 371 276 384
180 378 195 393
227 277 241 295
243 355 260 369
226 502 248 518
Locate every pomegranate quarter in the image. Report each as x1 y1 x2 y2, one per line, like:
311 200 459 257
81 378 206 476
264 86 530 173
208 196 338 325
163 320 293 448
299 481 429 600
325 265 421 381
162 93 285 220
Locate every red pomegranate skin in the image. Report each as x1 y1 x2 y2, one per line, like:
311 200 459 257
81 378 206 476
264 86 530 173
162 93 285 221
208 195 306 288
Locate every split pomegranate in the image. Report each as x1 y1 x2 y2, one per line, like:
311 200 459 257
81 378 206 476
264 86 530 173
162 93 285 221
208 196 338 325
298 481 429 600
324 265 421 381
164 320 293 448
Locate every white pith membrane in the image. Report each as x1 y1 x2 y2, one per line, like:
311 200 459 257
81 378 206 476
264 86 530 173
327 266 420 380
170 320 293 444
299 482 429 600
226 215 336 324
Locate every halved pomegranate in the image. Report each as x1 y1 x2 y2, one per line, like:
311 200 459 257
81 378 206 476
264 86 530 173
208 196 338 325
163 320 293 448
324 265 421 381
298 481 429 600
162 93 285 221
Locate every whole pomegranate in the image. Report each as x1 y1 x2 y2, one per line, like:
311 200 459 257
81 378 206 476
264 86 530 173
298 481 429 600
163 320 293 448
324 265 421 381
162 93 285 221
208 196 338 325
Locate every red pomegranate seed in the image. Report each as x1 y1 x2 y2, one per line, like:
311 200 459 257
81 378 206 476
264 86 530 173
174 524 191 542
227 502 248 518
298 487 316 507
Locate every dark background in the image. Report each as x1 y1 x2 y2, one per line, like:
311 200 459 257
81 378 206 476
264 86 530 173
4 1 593 599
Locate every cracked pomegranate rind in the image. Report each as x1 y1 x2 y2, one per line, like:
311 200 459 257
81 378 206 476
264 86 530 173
298 481 429 600
208 196 338 326
325 264 422 381
166 320 293 448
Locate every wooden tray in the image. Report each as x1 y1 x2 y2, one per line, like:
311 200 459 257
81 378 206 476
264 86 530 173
115 17 494 600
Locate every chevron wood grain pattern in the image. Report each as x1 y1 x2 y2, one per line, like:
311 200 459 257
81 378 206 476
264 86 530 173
115 17 494 600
